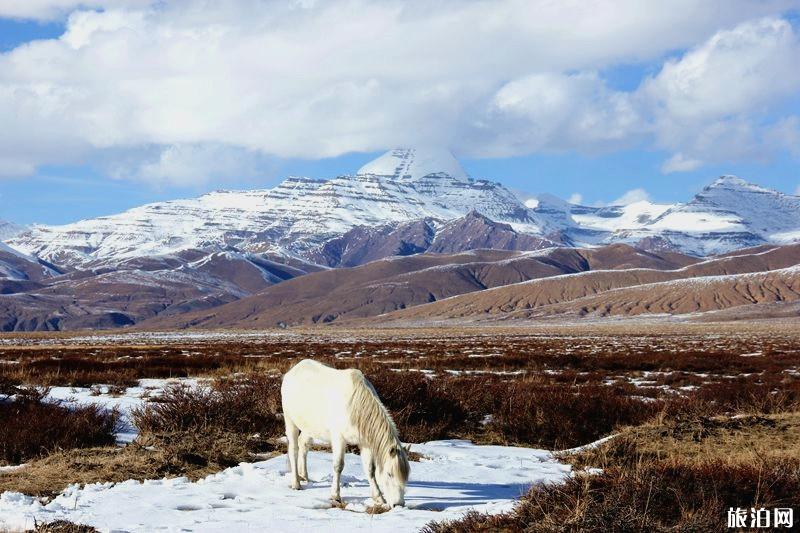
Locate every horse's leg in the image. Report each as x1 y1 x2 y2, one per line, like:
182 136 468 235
298 433 311 481
285 417 301 490
330 436 345 503
360 447 385 505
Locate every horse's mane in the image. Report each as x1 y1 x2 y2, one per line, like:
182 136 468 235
347 371 410 481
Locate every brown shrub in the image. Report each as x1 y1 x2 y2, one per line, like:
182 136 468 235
0 390 119 465
364 369 471 443
424 458 800 532
0 374 22 395
666 378 800 420
31 520 99 533
365 370 660 449
484 382 663 449
131 374 283 442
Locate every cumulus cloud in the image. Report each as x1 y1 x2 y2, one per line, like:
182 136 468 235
0 0 798 184
641 17 800 170
476 72 642 156
611 188 652 205
107 143 269 187
568 193 584 205
661 153 703 173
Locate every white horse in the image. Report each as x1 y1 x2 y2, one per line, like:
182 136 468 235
281 359 410 507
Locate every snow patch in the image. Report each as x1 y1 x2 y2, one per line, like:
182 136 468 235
0 440 572 532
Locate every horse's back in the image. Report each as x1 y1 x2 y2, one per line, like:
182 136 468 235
281 359 361 441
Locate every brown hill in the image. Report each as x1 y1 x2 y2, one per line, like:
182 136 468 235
371 244 800 324
515 266 800 320
0 249 317 331
146 244 697 329
305 211 560 268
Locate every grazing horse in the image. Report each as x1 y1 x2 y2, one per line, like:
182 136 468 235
281 359 410 507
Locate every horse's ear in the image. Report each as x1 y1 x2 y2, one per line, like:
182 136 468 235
403 444 411 453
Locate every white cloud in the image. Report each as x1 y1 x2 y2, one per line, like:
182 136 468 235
612 188 651 205
567 193 583 204
767 116 800 157
0 0 151 21
108 143 268 186
643 18 800 121
642 17 800 170
0 1 798 184
477 72 642 156
661 153 703 173
0 157 36 177
795 185 800 196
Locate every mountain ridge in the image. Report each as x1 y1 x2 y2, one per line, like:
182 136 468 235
7 149 798 269
0 148 798 331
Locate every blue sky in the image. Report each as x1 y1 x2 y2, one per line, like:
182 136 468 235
1 1 799 225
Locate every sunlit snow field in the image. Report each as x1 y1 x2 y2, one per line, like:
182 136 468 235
0 379 574 532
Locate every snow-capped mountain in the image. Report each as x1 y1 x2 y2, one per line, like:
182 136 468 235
0 219 25 241
4 149 800 268
7 148 544 267
2 153 800 332
643 176 800 255
562 176 800 255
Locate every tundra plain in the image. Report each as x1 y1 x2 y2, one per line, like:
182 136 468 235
1 322 799 531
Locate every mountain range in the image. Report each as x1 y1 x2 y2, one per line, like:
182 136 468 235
1 147 799 331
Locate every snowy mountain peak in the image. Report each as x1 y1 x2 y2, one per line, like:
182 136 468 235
0 219 25 241
705 175 769 192
357 147 469 182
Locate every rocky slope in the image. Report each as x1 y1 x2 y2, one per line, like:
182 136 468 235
308 211 560 267
0 219 24 241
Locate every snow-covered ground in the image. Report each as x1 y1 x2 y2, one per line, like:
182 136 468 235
46 378 206 443
0 440 571 532
1 375 577 532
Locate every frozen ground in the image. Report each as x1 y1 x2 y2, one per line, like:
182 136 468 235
0 440 571 532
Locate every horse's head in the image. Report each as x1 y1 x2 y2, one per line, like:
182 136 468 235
377 443 410 507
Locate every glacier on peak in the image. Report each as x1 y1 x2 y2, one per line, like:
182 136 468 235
357 147 469 182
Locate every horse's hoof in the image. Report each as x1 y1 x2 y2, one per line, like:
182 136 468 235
290 483 301 490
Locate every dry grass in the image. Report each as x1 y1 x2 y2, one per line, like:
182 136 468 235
0 431 279 498
425 458 800 532
481 382 663 449
3 329 799 389
0 374 285 497
426 411 800 532
567 411 800 470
